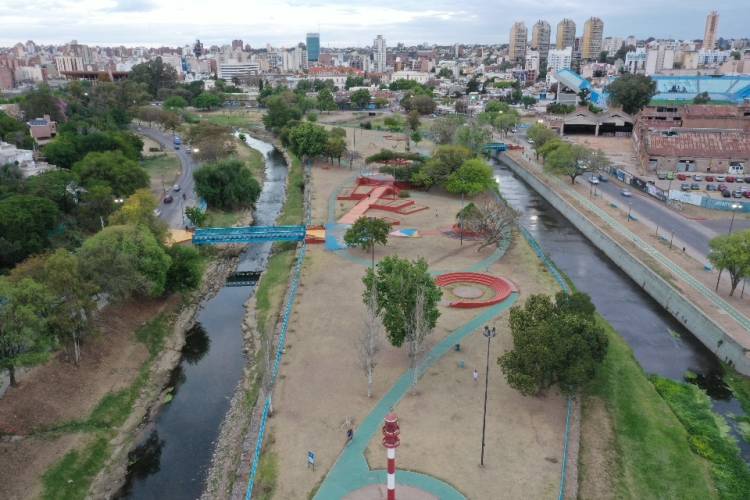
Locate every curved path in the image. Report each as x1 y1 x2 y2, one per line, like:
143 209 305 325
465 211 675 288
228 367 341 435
313 177 520 499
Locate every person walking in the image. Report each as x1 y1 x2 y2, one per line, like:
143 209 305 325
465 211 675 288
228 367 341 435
473 368 479 383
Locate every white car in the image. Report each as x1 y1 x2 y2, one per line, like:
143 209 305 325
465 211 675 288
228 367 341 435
621 189 633 197
588 176 600 185
527 138 535 144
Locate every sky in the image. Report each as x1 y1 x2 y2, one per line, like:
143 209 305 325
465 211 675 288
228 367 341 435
1 0 748 48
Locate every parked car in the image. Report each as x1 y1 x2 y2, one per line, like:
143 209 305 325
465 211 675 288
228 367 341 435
527 138 535 144
691 183 700 190
621 189 632 197
705 175 715 182
718 184 728 192
706 183 717 191
588 176 600 184
744 176 750 183
666 172 675 180
677 173 688 181
722 189 732 198
733 190 743 198
680 183 690 191
657 172 667 180
693 174 703 182
716 175 726 182
164 195 174 204
173 184 181 192
598 173 609 182
727 176 736 183
744 191 750 199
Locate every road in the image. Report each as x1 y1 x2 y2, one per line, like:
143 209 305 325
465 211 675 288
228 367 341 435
135 125 198 229
511 129 750 261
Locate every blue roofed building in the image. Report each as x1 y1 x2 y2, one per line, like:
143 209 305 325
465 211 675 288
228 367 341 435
650 75 750 104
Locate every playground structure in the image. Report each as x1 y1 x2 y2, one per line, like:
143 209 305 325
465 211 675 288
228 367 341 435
435 272 517 308
192 225 306 245
337 175 428 225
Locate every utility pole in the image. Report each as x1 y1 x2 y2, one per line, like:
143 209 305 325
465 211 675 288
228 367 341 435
480 325 496 467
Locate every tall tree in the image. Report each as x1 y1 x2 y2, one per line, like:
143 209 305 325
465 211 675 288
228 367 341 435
73 151 149 197
358 281 382 398
350 89 371 109
317 87 337 112
194 92 224 110
457 195 518 251
21 84 65 122
193 159 261 210
454 122 492 155
499 292 608 395
109 189 167 240
186 122 236 161
605 74 657 114
0 277 54 387
363 256 442 348
430 115 465 144
129 57 178 98
0 195 60 269
544 143 590 184
709 231 750 296
344 216 390 268
286 122 329 162
445 158 496 196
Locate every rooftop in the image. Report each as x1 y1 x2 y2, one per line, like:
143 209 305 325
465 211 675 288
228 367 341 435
645 128 750 158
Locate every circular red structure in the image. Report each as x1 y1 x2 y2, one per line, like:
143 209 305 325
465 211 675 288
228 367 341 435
435 272 517 308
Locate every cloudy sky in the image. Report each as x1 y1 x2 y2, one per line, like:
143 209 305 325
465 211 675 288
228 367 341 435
1 0 748 47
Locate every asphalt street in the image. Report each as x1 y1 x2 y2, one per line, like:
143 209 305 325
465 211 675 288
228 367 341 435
135 125 198 229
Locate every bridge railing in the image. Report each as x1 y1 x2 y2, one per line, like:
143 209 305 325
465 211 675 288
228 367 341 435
192 225 306 245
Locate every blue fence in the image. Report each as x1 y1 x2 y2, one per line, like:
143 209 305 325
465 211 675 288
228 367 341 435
192 225 306 245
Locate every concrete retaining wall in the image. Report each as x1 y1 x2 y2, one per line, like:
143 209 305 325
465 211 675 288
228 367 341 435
500 155 750 375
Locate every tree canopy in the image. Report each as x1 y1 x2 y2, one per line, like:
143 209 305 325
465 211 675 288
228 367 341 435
606 74 657 114
73 151 149 197
0 195 60 269
344 216 390 267
543 143 590 184
445 158 496 196
285 121 329 160
709 231 750 296
193 159 261 210
499 291 608 395
129 57 178 98
363 256 442 348
350 89 371 109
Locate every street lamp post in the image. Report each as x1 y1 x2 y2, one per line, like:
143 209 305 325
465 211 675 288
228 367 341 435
480 325 496 467
728 203 742 234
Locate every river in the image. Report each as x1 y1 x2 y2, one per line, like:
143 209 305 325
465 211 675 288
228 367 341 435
494 158 750 462
119 135 288 499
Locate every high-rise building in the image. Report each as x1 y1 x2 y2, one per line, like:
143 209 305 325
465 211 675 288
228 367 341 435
373 35 386 72
556 19 576 49
508 21 527 64
231 39 244 50
581 17 604 60
547 47 573 74
193 39 203 58
306 33 320 63
531 20 551 64
703 10 719 50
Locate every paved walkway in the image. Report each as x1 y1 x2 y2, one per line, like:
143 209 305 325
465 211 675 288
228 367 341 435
344 484 437 500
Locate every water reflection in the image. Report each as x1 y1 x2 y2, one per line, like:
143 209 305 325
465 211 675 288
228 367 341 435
182 323 210 365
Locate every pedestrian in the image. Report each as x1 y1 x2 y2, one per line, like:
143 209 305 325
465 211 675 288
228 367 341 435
473 368 479 383
346 428 354 444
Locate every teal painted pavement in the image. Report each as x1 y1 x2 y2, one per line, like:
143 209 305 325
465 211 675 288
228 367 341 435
313 293 519 499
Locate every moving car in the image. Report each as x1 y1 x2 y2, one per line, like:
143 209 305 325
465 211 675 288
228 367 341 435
588 176 600 184
621 189 632 197
173 184 181 192
164 195 174 204
598 173 609 182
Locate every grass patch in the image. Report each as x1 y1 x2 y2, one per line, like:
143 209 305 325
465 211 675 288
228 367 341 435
204 208 245 228
585 315 718 499
141 153 181 194
652 376 750 499
254 249 295 334
724 367 750 415
233 139 266 182
277 155 304 226
41 437 110 500
200 111 262 129
135 314 171 358
254 443 279 500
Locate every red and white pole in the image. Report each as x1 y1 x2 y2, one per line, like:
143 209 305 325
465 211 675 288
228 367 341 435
382 412 400 500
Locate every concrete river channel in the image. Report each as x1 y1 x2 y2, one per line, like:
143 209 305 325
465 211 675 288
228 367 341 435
119 135 287 499
117 140 747 499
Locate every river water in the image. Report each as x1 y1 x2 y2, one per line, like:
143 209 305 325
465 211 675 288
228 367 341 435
119 136 288 499
494 157 750 462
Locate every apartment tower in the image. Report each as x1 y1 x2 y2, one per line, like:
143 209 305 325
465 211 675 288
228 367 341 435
531 20 551 64
373 35 386 73
703 10 719 50
508 21 528 64
582 17 604 60
556 18 576 49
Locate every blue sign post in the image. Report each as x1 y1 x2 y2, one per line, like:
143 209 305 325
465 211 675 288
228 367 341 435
307 451 316 471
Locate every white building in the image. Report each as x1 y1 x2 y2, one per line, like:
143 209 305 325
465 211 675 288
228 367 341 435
624 48 647 73
217 60 260 80
54 56 84 73
283 45 307 72
0 141 33 166
390 70 430 84
645 46 675 75
698 50 731 67
525 49 540 73
547 47 572 73
373 35 386 73
602 37 624 55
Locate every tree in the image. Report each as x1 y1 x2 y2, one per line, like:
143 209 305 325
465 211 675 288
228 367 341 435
709 231 750 296
0 111 34 149
526 123 557 151
693 91 711 105
357 281 382 398
430 115 465 144
77 184 116 233
0 195 60 269
324 135 347 165
286 122 329 161
163 95 188 109
193 159 261 210
186 122 236 161
194 92 223 111
415 145 472 189
43 250 97 365
403 95 436 115
165 245 203 292
454 122 492 155
499 291 608 396
521 95 537 109
129 57 178 97
344 216 391 268
24 169 79 213
317 87 337 112
363 256 441 348
458 195 518 251
73 151 149 197
407 286 433 391
0 277 54 387
345 75 365 89
185 206 207 227
437 67 454 78
587 149 611 174
43 137 79 168
406 110 421 132
350 89 371 109
21 85 65 123
455 100 468 114
445 158 496 197
109 189 167 240
79 224 172 299
606 74 657 114
544 143 590 184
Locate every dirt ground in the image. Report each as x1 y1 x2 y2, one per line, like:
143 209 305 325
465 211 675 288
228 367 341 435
0 296 177 498
577 397 616 500
267 163 567 499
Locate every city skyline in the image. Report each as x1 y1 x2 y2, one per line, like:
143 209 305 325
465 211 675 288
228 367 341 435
1 0 748 47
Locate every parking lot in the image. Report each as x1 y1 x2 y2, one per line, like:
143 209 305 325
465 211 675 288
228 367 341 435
657 172 750 199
